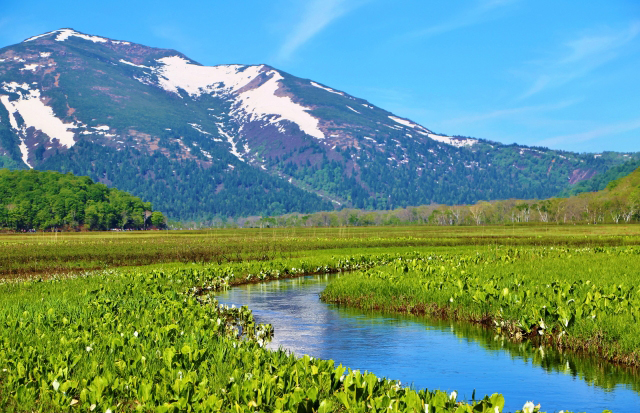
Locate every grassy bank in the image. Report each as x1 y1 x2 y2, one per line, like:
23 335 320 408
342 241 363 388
321 246 640 367
0 257 517 413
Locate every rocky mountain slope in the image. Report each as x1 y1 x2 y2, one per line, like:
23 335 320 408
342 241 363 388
0 29 637 219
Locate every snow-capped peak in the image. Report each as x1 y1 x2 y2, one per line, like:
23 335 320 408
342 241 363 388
153 56 325 140
23 29 130 45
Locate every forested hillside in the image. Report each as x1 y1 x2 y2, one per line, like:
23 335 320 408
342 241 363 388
0 169 165 230
234 168 640 228
559 159 640 197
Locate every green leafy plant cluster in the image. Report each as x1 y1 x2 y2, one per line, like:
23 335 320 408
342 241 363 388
321 247 640 365
0 258 526 413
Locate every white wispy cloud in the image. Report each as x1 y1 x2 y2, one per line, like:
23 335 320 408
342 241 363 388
520 21 640 99
444 99 579 125
275 0 369 61
537 117 640 148
400 0 518 40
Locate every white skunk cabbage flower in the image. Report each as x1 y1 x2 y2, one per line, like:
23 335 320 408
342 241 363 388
522 401 535 413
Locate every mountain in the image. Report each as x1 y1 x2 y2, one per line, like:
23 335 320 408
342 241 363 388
0 28 637 220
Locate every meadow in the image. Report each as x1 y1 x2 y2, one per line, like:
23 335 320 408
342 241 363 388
3 225 640 278
1 225 637 412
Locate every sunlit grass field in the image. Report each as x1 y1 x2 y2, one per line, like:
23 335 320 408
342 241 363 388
3 224 640 278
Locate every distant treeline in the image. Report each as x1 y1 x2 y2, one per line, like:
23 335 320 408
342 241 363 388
186 168 640 229
0 169 166 231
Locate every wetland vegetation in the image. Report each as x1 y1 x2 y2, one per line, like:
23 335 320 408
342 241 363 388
1 226 638 411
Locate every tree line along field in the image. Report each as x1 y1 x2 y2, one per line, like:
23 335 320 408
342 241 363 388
1 226 639 412
4 165 640 232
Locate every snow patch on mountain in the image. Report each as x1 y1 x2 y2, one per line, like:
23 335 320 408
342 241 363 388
387 114 474 147
20 64 40 72
153 57 325 140
231 70 325 140
24 29 129 45
346 106 360 114
0 95 28 167
384 123 403 131
154 56 262 97
310 81 344 96
427 134 477 148
0 82 77 151
189 123 211 135
119 59 150 69
216 123 243 160
0 96 18 130
388 115 430 132
55 29 108 43
24 30 58 42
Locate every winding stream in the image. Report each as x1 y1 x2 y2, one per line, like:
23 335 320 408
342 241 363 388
216 274 640 413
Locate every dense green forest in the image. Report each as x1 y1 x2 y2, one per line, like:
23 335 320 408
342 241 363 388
0 169 166 231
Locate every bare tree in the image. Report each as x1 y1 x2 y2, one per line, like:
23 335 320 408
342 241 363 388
535 200 551 223
469 202 488 225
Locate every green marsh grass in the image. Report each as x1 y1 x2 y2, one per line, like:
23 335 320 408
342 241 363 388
321 246 640 366
1 226 635 412
0 256 513 413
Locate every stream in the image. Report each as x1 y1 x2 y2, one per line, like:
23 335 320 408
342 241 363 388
216 274 640 413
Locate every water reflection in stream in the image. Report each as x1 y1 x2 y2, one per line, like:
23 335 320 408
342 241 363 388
216 274 640 412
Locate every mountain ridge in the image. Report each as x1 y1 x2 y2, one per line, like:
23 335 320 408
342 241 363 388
0 28 637 219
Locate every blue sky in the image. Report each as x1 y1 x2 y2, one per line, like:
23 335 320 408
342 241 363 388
1 0 639 153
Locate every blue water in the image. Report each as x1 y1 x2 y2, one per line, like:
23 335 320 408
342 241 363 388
216 274 640 413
